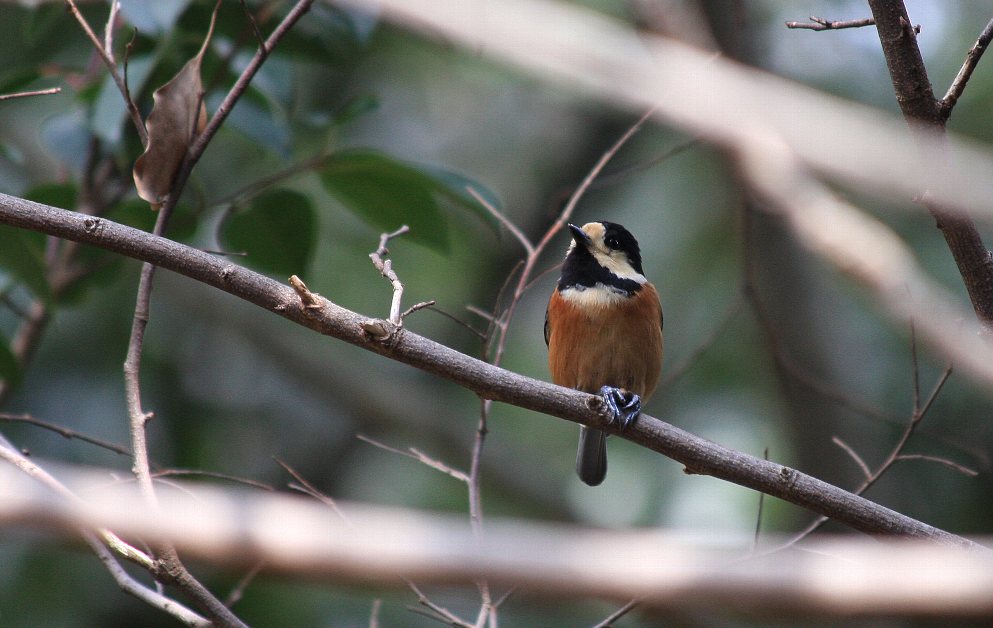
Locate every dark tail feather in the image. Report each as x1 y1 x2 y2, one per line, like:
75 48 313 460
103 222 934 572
576 426 607 486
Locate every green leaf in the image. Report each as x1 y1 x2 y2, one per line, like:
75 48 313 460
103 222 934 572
0 335 21 392
320 151 501 252
25 182 76 209
0 226 50 306
0 184 65 305
220 189 316 278
420 165 501 233
320 151 460 252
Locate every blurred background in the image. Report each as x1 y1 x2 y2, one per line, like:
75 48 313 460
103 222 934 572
1 0 993 625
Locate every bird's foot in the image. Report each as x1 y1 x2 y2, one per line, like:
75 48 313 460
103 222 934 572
598 385 641 431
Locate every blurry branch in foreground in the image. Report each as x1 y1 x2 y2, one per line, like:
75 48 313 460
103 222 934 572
1 461 992 617
0 192 982 548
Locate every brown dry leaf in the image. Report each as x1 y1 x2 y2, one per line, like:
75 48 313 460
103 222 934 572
133 1 221 208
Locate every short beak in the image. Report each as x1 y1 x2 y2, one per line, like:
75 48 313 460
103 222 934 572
568 223 592 247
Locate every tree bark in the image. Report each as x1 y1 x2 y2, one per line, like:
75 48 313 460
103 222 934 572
868 0 993 329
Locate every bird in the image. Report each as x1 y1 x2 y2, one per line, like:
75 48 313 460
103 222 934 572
545 221 664 486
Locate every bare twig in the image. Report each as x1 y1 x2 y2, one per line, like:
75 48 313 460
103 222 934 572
356 434 469 483
658 286 744 390
400 300 436 321
587 138 699 191
64 0 148 146
753 446 769 552
405 579 474 627
224 561 265 609
0 412 130 456
785 16 879 31
778 357 954 550
468 186 533 256
592 599 639 628
832 436 872 481
152 468 275 492
368 225 412 324
273 457 351 524
103 0 119 56
0 87 62 101
940 17 993 119
894 454 979 477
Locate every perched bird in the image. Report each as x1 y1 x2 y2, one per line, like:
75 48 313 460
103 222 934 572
545 221 664 486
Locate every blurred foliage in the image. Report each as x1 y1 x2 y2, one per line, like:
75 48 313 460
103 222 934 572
1 0 993 625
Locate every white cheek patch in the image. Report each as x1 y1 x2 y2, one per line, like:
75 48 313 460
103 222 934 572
559 284 632 308
591 249 647 283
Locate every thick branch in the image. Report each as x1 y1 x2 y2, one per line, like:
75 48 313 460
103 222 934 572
867 0 993 328
0 193 981 548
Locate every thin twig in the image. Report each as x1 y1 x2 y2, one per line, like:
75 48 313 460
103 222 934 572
777 362 955 550
103 0 120 56
832 436 872 481
940 17 993 119
658 286 744 390
586 138 699 192
356 434 470 483
0 412 130 456
368 226 412 324
894 454 979 477
238 0 267 48
753 447 769 552
156 0 318 221
152 468 275 491
404 579 473 628
273 457 351 524
0 87 62 101
64 0 148 146
592 599 640 628
224 560 266 608
785 16 877 31
425 305 488 341
468 186 534 256
400 300 436 321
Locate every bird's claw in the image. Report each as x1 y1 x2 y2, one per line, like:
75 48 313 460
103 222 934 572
598 385 641 431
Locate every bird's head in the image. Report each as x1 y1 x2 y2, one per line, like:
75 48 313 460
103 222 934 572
565 221 645 283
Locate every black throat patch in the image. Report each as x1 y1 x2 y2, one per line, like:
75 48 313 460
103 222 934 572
557 244 642 296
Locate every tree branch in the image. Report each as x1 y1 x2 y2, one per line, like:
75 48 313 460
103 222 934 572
785 16 877 31
0 193 982 549
1 461 992 616
867 0 993 330
939 16 993 118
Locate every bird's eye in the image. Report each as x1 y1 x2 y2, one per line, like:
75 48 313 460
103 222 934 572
605 236 619 250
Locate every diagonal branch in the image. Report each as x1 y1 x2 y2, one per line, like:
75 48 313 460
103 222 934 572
119 2 315 625
64 0 148 146
867 0 993 330
0 193 983 549
940 16 993 118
